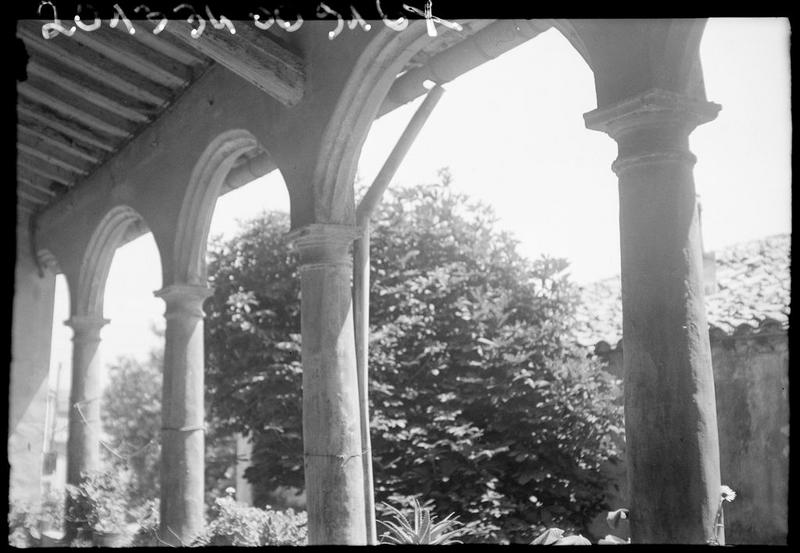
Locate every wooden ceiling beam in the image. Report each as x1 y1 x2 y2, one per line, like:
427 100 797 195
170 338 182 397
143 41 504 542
17 166 64 196
70 26 193 88
18 23 171 107
17 143 90 176
19 82 134 139
18 188 50 205
162 23 305 106
17 104 115 153
17 125 104 164
18 175 58 197
129 25 209 66
18 202 37 216
27 60 152 124
18 157 76 187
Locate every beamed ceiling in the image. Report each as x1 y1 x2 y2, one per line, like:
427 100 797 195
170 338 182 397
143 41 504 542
16 18 547 218
16 20 216 216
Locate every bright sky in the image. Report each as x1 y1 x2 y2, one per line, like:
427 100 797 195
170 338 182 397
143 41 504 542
47 18 791 392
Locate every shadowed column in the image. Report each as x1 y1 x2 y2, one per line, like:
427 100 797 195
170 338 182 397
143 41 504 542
64 313 109 539
585 89 723 544
154 283 213 546
291 223 366 545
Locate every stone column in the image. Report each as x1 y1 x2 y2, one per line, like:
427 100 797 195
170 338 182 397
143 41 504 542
291 223 366 545
64 314 109 541
585 89 723 544
154 283 213 546
65 314 110 486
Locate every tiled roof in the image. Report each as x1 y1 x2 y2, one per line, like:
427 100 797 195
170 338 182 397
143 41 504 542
573 234 791 348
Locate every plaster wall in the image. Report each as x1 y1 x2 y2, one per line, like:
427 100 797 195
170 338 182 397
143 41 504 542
711 332 789 544
590 330 789 544
8 218 57 505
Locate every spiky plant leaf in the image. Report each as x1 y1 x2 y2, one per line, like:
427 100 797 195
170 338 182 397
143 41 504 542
419 507 432 543
428 515 468 545
383 502 413 531
379 519 414 544
379 501 469 545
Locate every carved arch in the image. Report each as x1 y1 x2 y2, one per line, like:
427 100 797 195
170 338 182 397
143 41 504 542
313 19 597 224
75 205 146 316
173 129 261 285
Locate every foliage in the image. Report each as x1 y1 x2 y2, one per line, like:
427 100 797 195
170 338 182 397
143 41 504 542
65 470 131 540
379 499 469 544
192 492 307 546
9 502 43 547
205 210 303 504
129 499 161 547
204 170 623 543
8 491 68 547
102 351 163 510
531 527 592 545
532 506 631 544
8 489 65 546
535 504 630 544
101 339 240 514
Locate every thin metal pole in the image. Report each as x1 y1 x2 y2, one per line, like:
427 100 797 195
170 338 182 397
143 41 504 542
356 85 446 227
353 225 375 543
353 84 446 545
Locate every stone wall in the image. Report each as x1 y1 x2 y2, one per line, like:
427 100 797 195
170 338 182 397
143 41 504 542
589 321 789 544
8 218 57 505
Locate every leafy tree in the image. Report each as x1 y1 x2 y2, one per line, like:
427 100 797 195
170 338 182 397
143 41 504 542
102 350 163 510
204 170 623 543
204 210 303 507
101 333 239 512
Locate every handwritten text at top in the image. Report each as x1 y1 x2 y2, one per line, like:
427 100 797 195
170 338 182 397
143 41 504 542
37 1 463 41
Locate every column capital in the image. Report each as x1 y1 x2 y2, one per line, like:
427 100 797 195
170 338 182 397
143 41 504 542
154 283 214 319
584 88 721 139
584 89 721 176
287 223 358 268
64 314 110 335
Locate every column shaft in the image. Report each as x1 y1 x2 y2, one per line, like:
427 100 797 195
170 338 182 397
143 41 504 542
65 315 109 486
292 223 367 545
154 283 213 546
585 90 723 543
64 314 109 541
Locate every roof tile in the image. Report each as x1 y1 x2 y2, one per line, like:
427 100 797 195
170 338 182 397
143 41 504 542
573 234 790 347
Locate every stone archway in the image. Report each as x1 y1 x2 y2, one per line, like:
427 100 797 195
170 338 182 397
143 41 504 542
307 17 722 545
173 129 262 286
74 205 144 317
297 18 601 545
157 128 286 545
64 204 153 539
312 19 595 226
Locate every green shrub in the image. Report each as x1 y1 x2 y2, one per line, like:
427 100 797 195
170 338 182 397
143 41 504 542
130 499 161 547
8 502 42 548
204 174 624 543
65 470 132 544
192 494 307 546
8 491 65 547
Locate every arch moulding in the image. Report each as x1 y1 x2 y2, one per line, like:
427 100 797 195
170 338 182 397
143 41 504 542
172 129 262 286
312 19 597 225
75 205 147 317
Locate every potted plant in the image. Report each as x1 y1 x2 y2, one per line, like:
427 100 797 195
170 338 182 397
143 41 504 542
65 470 131 547
8 491 67 547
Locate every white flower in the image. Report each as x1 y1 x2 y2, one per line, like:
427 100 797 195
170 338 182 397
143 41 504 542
225 486 236 496
720 485 736 502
